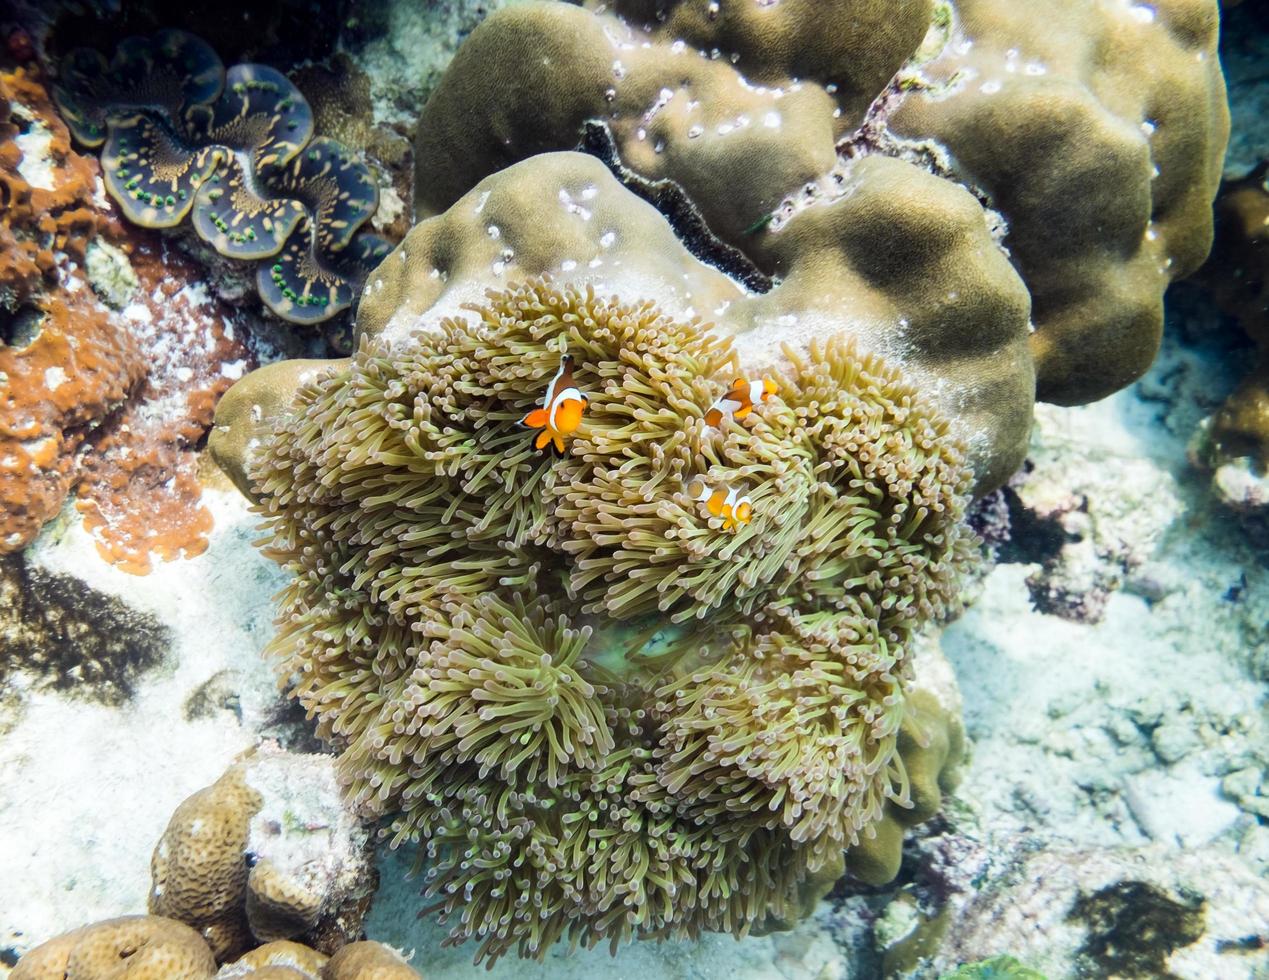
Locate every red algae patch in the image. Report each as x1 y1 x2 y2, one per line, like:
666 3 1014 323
0 65 251 573
75 242 249 574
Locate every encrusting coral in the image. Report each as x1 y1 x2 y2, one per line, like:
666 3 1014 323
50 29 392 324
0 68 97 311
0 552 169 703
70 238 249 574
412 0 1228 407
149 746 376 963
10 924 421 980
1 61 251 571
0 65 124 551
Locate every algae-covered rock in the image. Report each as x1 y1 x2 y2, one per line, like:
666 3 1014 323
924 841 1269 978
939 955 1048 980
0 553 169 705
150 746 375 962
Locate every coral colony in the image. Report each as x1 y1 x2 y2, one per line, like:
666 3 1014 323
0 68 246 570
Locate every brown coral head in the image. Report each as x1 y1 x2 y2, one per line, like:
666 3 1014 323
251 276 974 962
11 914 217 980
148 749 374 962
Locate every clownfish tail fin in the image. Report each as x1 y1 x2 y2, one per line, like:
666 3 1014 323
522 407 549 428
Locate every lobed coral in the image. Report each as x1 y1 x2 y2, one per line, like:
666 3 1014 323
412 0 1227 409
149 746 375 963
11 924 419 980
51 30 393 325
0 63 251 571
218 242 972 961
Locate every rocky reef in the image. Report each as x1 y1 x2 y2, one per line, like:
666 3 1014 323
49 30 393 325
1 0 1263 978
203 0 1233 967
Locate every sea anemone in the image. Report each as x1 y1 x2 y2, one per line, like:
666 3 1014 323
252 277 972 962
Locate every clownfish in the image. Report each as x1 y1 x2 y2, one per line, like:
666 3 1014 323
521 354 588 453
704 377 779 427
689 477 753 532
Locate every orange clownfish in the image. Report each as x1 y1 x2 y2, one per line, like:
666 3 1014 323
704 377 779 427
689 477 753 532
521 354 588 453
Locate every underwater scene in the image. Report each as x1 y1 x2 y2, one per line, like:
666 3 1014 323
0 1 1265 978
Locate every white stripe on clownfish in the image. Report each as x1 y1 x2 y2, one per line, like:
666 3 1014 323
704 376 779 427
688 476 753 532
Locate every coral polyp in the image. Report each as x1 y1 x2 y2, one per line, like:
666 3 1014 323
52 30 391 324
250 277 973 962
